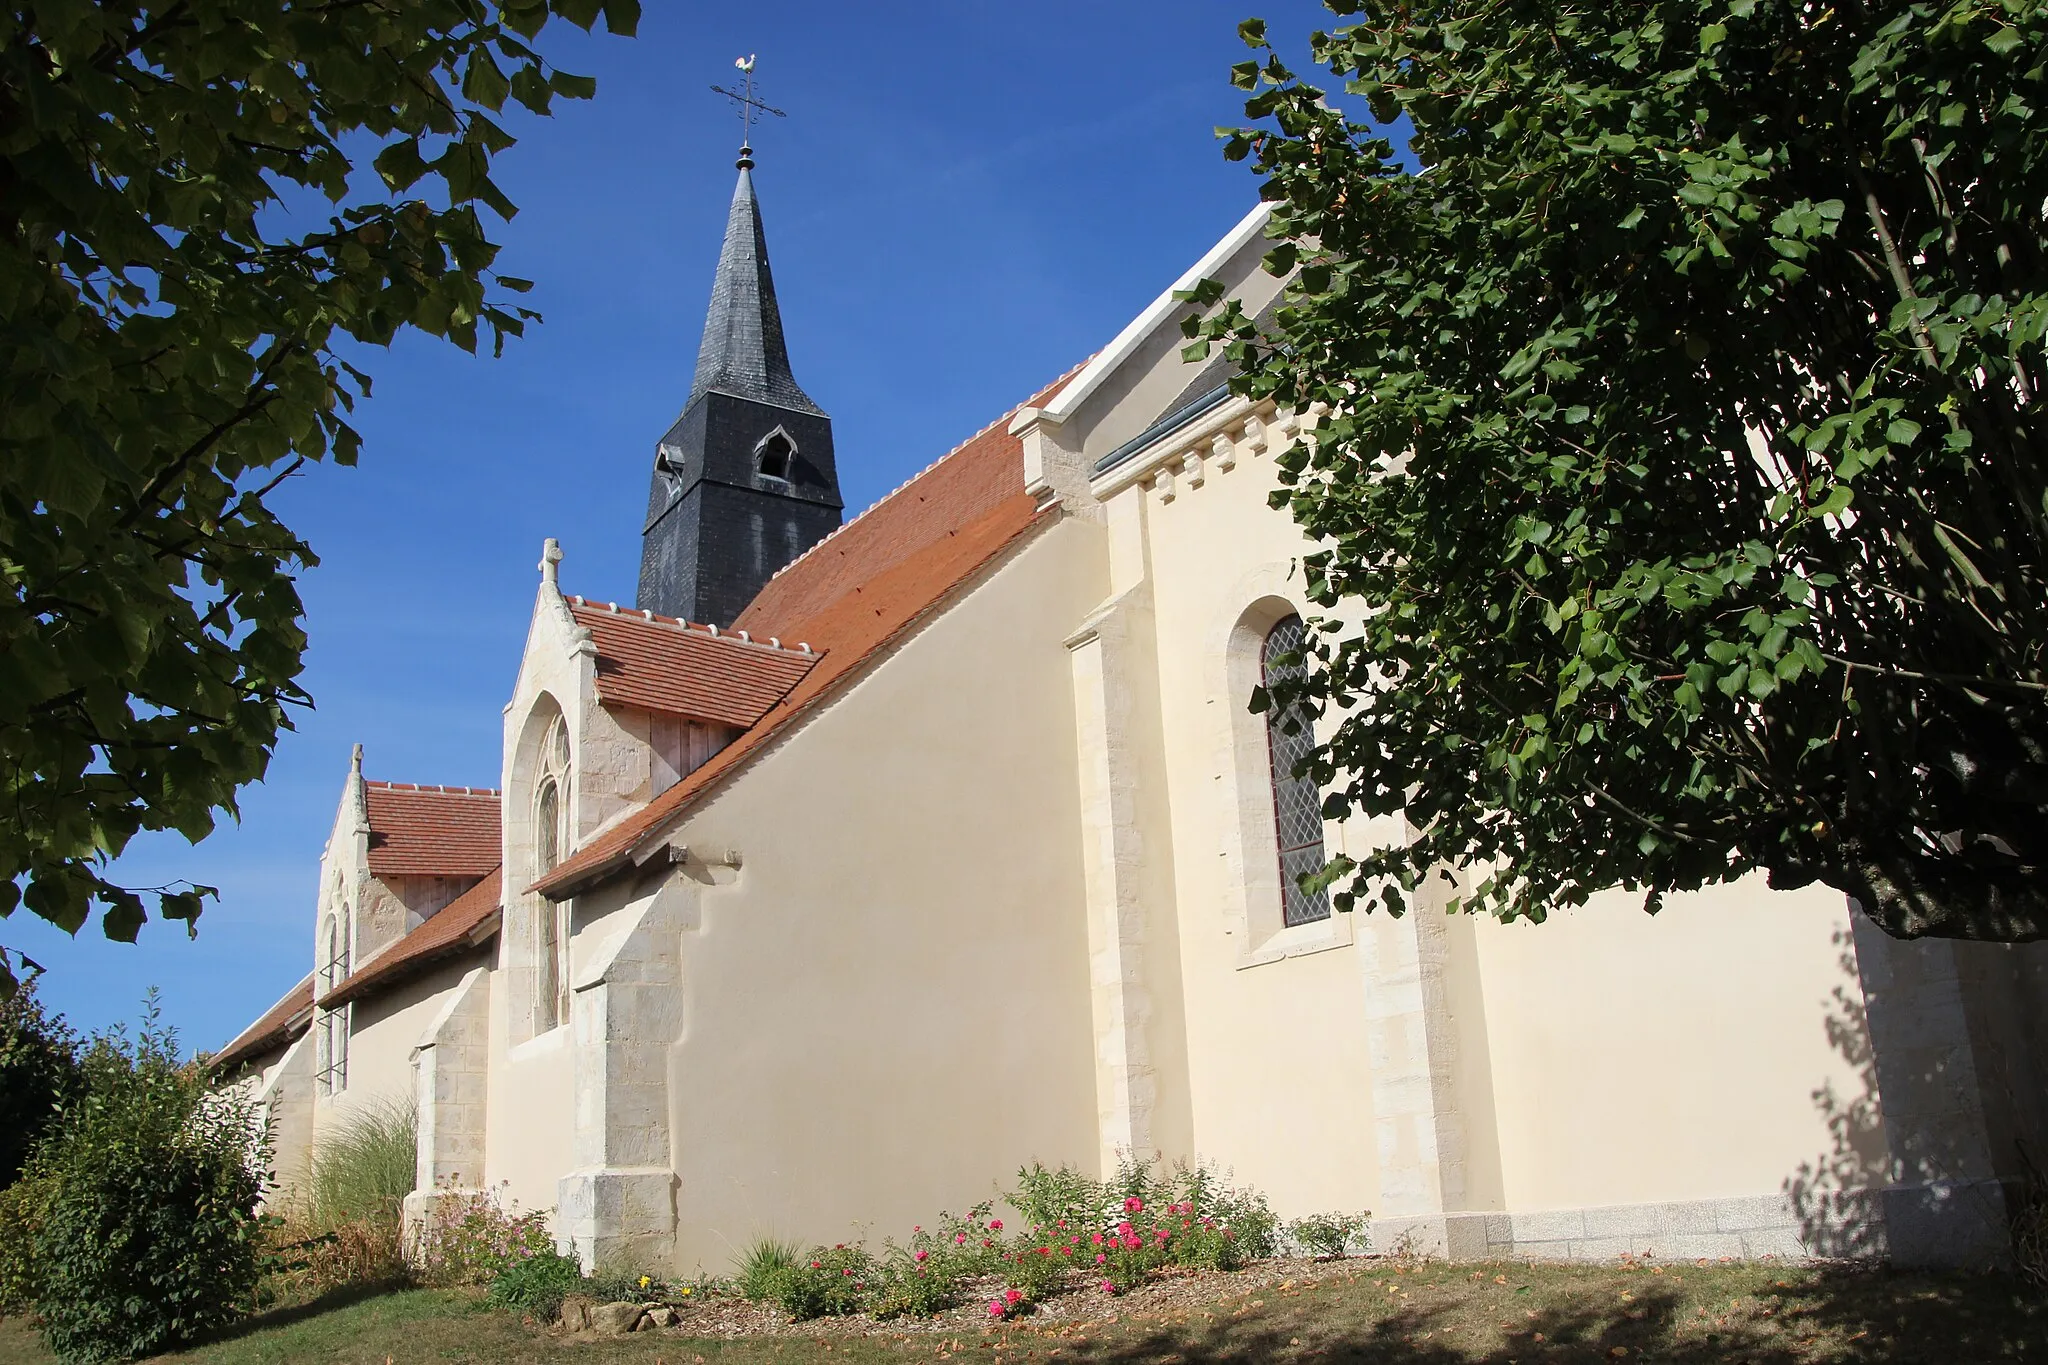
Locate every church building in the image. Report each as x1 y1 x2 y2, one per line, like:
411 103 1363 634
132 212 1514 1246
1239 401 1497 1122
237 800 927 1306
214 139 2048 1274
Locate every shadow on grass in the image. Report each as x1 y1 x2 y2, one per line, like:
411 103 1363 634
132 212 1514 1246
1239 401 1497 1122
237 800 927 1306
1071 1265 2046 1364
195 1277 422 1348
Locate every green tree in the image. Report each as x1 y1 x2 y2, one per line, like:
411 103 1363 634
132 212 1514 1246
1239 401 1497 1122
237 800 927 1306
0 0 640 985
0 977 82 1185
1200 1 2048 941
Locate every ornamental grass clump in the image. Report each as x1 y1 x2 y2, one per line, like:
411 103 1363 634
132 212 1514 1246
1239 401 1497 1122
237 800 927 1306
302 1098 417 1233
734 1236 801 1301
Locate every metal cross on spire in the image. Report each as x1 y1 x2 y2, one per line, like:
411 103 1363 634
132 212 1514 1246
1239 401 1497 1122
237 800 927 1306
711 54 786 169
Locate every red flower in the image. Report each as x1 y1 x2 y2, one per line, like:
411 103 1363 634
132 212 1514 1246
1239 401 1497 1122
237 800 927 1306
1124 1197 1144 1213
990 1220 1003 1231
1091 1233 1104 1246
1004 1289 1023 1304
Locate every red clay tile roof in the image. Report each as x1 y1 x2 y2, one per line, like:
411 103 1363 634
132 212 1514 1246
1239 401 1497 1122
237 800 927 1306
210 973 315 1074
566 599 818 728
323 867 502 1008
534 369 1082 899
363 782 502 880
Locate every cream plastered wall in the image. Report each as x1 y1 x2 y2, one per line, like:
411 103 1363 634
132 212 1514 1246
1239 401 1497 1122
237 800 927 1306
316 963 470 1130
1477 882 1873 1212
1040 199 1882 1227
483 976 576 1215
1095 423 1386 1221
650 519 1105 1272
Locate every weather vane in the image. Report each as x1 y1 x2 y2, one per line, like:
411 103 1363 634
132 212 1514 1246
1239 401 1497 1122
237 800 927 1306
711 55 786 168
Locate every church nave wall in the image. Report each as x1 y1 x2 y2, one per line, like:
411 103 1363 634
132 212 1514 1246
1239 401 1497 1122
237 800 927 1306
645 517 1104 1274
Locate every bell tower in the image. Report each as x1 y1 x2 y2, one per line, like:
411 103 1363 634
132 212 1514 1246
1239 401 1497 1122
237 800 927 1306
637 134 843 625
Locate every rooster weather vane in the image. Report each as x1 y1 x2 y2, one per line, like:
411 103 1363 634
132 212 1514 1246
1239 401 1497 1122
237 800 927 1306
711 55 786 168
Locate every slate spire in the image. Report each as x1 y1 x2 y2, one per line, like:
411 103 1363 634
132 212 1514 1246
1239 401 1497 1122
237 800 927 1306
636 148 843 627
686 154 823 417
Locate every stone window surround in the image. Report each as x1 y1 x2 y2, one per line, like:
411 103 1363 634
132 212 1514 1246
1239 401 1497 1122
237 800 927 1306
1215 581 1354 969
508 693 576 1045
315 899 353 1093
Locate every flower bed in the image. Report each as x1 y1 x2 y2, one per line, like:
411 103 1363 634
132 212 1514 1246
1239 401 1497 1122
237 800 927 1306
547 1156 1370 1331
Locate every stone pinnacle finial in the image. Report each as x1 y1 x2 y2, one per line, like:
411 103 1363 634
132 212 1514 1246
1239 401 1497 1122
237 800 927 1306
541 538 563 587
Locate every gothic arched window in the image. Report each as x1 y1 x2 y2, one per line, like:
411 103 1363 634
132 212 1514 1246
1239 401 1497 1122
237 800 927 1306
755 429 795 482
317 910 351 1092
533 715 572 1031
1262 615 1331 927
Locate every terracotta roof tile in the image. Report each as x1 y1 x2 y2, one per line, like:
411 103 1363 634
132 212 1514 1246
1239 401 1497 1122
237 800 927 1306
734 370 1077 637
535 368 1083 899
323 867 502 1008
362 782 501 880
210 973 314 1074
565 600 817 728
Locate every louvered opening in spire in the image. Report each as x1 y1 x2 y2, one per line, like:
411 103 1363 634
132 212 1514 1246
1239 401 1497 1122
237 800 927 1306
687 164 824 417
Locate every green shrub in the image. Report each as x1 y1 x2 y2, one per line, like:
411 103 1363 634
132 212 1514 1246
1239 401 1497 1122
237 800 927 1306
863 1242 962 1319
771 1244 872 1320
1011 1162 1106 1232
1001 1236 1074 1301
302 1098 416 1232
488 1248 586 1319
734 1236 800 1301
30 1000 271 1364
0 979 82 1187
1168 1161 1278 1263
584 1265 662 1303
408 1183 553 1286
0 1174 53 1315
1286 1211 1369 1261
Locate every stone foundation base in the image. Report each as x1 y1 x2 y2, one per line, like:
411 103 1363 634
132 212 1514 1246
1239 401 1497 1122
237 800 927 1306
1370 1180 2012 1267
556 1166 678 1273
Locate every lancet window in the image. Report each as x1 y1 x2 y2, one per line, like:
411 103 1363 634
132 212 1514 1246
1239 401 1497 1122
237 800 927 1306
1262 614 1331 927
533 715 573 1032
755 429 795 482
316 908 351 1093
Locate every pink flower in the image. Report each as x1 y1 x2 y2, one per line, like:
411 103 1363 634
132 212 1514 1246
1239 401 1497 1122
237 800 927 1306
1124 1196 1144 1213
1116 1221 1134 1237
1091 1232 1104 1246
989 1301 1006 1318
1056 1220 1067 1229
1100 1280 1117 1294
914 1249 929 1263
810 1261 822 1269
1122 1235 1142 1250
956 1233 967 1244
842 1268 853 1276
983 1238 993 1248
1004 1289 1023 1304
990 1220 1003 1231
1095 1253 1106 1265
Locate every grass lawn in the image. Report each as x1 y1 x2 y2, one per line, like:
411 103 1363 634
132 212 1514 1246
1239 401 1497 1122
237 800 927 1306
0 1258 2039 1364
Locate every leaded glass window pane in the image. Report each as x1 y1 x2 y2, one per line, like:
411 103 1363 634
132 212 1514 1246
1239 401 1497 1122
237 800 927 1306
535 778 561 1030
1262 615 1331 927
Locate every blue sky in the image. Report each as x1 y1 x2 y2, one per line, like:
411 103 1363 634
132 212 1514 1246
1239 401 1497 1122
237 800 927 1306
13 0 1339 1050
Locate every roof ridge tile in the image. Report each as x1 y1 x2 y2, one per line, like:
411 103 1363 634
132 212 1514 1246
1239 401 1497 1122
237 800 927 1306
757 359 1090 592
